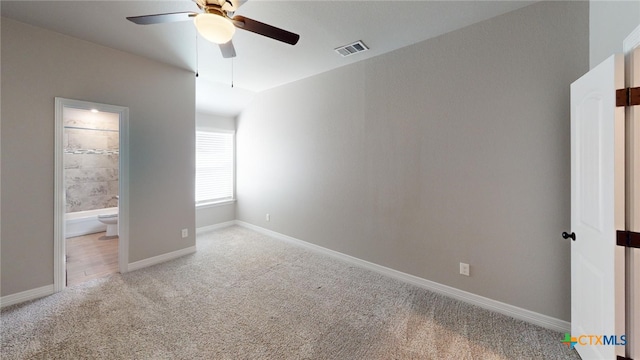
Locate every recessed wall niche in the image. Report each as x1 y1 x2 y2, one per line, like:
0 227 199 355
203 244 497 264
64 108 119 213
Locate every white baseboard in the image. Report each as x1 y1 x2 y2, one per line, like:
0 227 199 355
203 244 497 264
0 284 55 308
235 220 571 333
2 246 197 308
127 246 196 272
196 221 236 234
1 221 571 334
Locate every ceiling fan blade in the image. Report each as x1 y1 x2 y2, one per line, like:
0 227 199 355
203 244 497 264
219 41 237 58
126 12 197 25
231 15 299 45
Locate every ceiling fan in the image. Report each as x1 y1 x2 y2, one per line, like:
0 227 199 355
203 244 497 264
126 0 300 59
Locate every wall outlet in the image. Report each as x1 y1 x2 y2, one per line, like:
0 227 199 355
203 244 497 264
266 213 270 222
460 262 470 276
181 228 188 238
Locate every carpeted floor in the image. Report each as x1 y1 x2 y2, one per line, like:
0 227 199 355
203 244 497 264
1 226 580 359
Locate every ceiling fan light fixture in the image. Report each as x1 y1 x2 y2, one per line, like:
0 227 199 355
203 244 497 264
194 13 235 44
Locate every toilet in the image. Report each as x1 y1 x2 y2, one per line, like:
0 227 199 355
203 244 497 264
97 196 119 237
97 213 118 237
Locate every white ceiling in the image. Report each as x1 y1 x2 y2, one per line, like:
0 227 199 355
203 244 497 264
1 0 535 116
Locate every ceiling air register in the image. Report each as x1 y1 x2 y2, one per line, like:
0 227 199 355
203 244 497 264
334 40 369 57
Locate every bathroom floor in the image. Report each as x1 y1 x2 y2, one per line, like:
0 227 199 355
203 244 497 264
66 232 118 286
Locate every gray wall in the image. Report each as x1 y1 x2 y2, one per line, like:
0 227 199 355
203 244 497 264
196 204 235 229
195 112 236 228
236 1 588 321
1 18 196 296
590 0 640 68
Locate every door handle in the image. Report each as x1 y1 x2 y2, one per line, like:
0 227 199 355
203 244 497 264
562 232 576 241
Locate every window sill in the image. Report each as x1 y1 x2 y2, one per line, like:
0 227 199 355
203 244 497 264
196 199 236 209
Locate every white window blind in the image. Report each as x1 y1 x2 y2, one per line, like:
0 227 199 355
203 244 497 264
196 131 234 205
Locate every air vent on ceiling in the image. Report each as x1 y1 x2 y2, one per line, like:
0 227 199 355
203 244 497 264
334 40 369 57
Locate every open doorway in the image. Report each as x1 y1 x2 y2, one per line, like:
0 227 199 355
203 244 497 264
63 108 119 285
54 98 129 291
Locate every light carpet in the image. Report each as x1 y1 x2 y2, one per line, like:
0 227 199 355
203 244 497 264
1 226 580 359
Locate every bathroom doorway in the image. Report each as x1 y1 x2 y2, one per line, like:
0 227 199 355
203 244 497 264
54 98 129 292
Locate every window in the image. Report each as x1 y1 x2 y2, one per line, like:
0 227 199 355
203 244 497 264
196 130 234 205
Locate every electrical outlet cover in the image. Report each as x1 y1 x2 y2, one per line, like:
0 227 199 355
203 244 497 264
460 262 470 276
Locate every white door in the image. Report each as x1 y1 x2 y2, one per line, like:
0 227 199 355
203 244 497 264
626 47 640 360
570 54 626 359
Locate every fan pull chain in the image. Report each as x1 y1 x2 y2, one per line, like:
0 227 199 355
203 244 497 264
195 32 199 78
231 58 234 88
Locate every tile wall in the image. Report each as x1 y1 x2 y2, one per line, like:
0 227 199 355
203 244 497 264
64 112 119 213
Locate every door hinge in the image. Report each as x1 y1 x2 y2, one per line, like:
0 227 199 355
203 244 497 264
616 87 640 107
617 230 640 248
